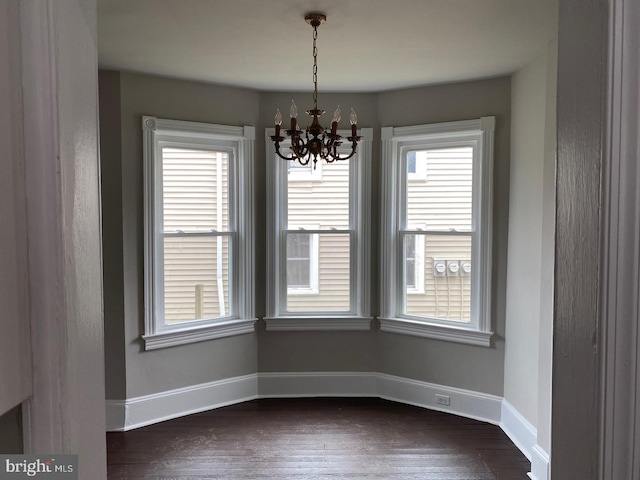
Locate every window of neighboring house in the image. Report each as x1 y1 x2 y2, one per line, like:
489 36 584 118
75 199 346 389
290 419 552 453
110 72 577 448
405 228 425 294
380 117 495 346
407 150 428 180
287 159 323 181
142 116 256 350
265 127 373 331
286 226 319 294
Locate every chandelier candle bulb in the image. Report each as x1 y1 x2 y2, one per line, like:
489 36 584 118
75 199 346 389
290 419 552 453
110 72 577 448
290 100 298 131
350 108 358 136
275 109 282 137
331 105 341 135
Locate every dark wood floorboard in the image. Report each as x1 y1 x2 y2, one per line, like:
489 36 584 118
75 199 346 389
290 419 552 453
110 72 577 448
107 398 529 479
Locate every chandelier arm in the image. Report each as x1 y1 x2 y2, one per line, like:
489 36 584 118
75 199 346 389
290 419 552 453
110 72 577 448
291 133 309 157
319 135 338 161
270 135 309 162
328 142 360 162
331 149 358 162
310 134 357 162
273 141 301 161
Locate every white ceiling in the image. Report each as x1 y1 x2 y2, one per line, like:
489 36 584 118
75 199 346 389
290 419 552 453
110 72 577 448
98 0 558 92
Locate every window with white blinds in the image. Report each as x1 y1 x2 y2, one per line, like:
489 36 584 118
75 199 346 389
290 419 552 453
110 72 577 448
380 118 495 346
142 116 256 350
265 128 373 331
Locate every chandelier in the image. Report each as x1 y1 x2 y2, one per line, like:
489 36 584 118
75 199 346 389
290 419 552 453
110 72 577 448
270 13 362 167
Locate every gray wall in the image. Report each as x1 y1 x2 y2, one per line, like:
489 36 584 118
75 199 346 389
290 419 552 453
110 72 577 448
376 78 511 395
101 72 260 398
100 73 511 399
537 38 557 455
503 43 557 430
99 70 126 399
504 55 546 423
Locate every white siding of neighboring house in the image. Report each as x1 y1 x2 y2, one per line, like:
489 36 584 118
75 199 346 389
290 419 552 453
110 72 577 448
162 148 230 323
286 160 351 312
407 235 472 322
405 147 473 322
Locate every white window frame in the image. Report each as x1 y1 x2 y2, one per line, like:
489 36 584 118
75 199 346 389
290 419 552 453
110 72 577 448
265 127 373 331
142 116 256 350
379 117 494 347
286 225 320 295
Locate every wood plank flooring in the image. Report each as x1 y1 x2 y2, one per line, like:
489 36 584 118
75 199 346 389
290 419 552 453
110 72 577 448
107 398 529 479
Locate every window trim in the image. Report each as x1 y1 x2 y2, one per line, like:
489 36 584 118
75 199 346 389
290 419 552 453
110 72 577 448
142 116 256 350
380 118 494 347
265 127 373 331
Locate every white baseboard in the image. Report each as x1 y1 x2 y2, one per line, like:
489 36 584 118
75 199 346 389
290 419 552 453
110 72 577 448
258 371 378 397
377 373 502 425
528 444 550 480
106 371 543 475
105 400 126 432
256 372 502 426
108 371 502 431
106 373 258 431
500 399 537 461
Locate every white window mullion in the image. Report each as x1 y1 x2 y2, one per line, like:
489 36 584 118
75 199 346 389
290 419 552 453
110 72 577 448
237 129 255 320
215 151 225 316
380 126 398 319
278 157 289 311
153 140 165 334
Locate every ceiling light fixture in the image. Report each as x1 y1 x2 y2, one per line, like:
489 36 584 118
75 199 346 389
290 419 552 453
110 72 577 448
270 13 361 168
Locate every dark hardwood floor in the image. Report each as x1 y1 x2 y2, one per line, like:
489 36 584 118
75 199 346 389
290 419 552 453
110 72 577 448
107 398 529 479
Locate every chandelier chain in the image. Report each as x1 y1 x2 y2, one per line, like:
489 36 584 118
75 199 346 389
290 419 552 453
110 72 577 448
312 24 318 110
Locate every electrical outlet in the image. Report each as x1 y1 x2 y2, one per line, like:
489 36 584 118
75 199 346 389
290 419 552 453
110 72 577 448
435 394 450 406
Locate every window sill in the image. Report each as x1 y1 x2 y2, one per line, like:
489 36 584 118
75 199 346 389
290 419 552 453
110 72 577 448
142 318 257 350
264 316 373 332
378 317 493 347
287 288 320 296
406 288 426 295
